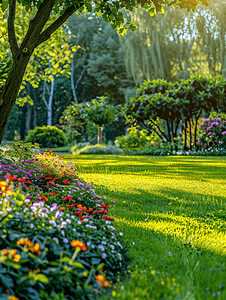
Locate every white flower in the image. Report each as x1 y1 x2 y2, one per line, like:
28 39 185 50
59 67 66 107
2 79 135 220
73 228 76 232
61 222 67 229
91 244 95 249
30 224 34 228
66 219 71 224
117 253 122 260
119 232 123 236
61 230 65 236
101 241 107 245
109 244 115 250
77 221 82 225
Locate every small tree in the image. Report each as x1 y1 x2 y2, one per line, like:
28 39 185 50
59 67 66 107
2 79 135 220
84 96 117 144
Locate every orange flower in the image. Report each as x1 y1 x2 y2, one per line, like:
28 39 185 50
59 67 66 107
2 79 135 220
13 254 21 263
59 207 66 210
77 204 87 211
95 275 110 287
10 295 20 300
71 240 87 251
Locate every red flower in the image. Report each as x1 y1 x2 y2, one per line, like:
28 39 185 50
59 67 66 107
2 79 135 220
6 174 17 181
45 177 52 180
63 180 70 185
92 210 100 215
54 177 60 180
103 217 115 221
18 178 26 182
49 192 59 195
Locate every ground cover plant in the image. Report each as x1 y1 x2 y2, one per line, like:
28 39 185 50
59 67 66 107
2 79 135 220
0 147 127 299
65 154 226 300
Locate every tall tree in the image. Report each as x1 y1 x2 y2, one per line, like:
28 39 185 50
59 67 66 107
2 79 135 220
87 22 136 105
0 0 209 143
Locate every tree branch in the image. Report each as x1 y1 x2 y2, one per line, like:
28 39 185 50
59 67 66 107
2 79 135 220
74 65 88 91
8 0 19 60
36 2 85 47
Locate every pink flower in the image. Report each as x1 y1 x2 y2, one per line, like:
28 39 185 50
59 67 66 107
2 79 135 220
219 141 223 144
222 131 226 135
196 142 200 145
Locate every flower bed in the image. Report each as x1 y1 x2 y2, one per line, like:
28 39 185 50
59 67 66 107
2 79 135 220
0 150 127 300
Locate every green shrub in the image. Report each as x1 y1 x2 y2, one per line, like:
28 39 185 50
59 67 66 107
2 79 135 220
71 144 124 155
115 126 159 149
26 126 68 148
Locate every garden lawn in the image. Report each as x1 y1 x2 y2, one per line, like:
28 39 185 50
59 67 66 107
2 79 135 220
62 154 226 300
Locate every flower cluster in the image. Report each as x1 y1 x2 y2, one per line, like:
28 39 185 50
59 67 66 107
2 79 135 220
0 249 21 263
0 148 125 299
17 238 41 255
199 117 226 149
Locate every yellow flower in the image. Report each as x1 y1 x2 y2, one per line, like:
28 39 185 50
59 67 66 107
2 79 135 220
13 254 21 263
10 296 20 300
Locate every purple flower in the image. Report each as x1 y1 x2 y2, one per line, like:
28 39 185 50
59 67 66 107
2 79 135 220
219 141 223 144
196 142 200 145
102 253 107 259
222 131 226 135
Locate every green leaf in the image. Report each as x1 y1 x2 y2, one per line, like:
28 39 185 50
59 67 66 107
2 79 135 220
71 262 85 269
5 261 21 269
60 257 71 263
96 263 105 271
85 3 92 12
1 0 8 12
35 274 49 283
28 252 38 260
129 24 138 31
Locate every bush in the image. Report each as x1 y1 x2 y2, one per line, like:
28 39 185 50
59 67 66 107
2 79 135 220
26 126 68 148
199 115 226 149
115 126 159 149
71 144 124 155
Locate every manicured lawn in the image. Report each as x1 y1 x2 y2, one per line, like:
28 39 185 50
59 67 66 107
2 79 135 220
62 155 226 299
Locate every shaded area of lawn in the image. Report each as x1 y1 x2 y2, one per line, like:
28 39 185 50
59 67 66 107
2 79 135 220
62 155 226 299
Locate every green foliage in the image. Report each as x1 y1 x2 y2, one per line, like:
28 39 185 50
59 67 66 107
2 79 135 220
4 141 40 164
84 96 116 128
123 74 226 151
0 54 13 93
115 126 159 148
87 23 135 104
25 126 67 148
71 144 124 155
59 102 98 144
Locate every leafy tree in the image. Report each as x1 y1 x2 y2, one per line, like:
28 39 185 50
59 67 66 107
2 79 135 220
87 22 135 104
0 0 209 143
84 96 117 144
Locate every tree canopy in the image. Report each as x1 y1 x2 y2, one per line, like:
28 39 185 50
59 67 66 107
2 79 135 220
0 0 209 143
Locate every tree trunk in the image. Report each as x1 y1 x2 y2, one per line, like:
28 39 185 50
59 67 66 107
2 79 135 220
97 127 102 144
184 120 187 151
189 119 192 150
26 103 32 136
0 51 33 143
42 60 54 126
33 87 37 129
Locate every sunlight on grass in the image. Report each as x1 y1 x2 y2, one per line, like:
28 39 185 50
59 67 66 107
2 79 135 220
62 155 226 299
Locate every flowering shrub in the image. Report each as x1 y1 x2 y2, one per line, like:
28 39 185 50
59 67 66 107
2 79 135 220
0 149 127 299
199 117 226 149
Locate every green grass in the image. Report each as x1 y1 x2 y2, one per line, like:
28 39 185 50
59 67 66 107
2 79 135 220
62 155 226 299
